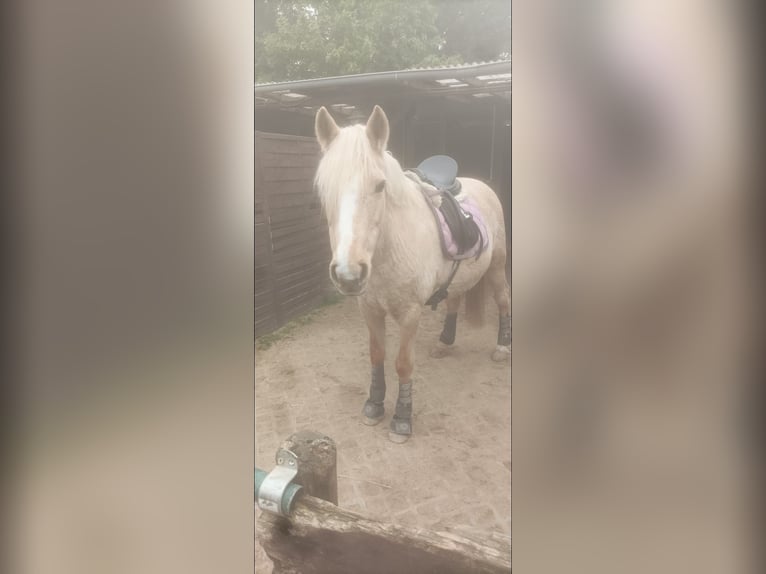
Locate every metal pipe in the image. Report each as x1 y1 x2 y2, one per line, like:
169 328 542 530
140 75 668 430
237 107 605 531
255 467 303 515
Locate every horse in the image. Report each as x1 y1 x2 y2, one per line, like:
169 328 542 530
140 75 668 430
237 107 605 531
313 105 510 443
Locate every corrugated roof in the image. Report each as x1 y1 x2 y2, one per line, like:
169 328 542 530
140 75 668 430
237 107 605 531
255 59 511 89
255 59 510 112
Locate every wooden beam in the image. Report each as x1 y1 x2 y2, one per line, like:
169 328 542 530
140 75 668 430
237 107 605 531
257 494 511 574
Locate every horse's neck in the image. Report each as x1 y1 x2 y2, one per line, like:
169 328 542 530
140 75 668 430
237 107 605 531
375 173 438 268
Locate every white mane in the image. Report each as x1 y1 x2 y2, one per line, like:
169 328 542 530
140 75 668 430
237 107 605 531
314 125 420 218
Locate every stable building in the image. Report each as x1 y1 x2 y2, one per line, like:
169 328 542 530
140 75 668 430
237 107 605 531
255 60 511 336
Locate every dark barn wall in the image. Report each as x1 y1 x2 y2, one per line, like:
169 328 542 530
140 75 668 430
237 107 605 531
255 131 330 337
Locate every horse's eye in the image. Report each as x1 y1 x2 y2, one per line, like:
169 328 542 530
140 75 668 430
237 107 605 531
374 180 386 194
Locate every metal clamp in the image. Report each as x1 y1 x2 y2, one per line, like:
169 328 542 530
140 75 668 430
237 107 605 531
256 448 302 516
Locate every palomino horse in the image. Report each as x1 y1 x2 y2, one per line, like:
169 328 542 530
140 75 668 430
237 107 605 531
314 105 510 443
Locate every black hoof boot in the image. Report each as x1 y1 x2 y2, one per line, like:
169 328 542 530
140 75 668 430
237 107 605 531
363 364 386 425
362 400 385 425
388 382 412 443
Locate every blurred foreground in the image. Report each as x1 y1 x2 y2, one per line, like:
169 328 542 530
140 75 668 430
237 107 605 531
5 2 253 573
513 1 759 573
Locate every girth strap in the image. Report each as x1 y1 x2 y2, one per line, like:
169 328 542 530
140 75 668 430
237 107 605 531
425 260 460 311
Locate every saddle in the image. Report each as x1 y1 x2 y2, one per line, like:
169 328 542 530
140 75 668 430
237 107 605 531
411 155 462 196
409 156 483 259
407 156 488 310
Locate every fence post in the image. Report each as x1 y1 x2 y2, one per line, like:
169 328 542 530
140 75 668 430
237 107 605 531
281 430 338 505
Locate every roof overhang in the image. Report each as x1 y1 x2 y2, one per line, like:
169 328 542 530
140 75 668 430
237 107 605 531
255 60 511 118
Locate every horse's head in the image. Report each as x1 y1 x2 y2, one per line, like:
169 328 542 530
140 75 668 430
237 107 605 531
314 105 390 296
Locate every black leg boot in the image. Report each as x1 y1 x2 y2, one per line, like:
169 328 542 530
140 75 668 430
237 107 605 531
388 381 412 443
362 364 386 425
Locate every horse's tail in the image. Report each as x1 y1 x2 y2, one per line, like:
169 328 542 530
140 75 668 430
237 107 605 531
464 273 488 328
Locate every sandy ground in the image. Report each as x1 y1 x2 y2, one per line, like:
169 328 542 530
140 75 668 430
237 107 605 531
255 296 511 572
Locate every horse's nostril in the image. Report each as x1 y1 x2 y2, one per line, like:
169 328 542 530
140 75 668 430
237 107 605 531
359 263 368 282
330 263 339 282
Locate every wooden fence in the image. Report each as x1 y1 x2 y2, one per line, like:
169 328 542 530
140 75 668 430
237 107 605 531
257 431 511 573
255 131 331 337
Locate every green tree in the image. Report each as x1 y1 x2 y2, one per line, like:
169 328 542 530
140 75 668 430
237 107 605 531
256 0 467 83
436 0 510 62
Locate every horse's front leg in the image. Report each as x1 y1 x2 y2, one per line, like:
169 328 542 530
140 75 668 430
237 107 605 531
389 307 421 443
361 303 387 425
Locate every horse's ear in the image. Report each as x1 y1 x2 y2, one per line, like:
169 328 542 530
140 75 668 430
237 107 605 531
315 107 339 152
366 105 389 153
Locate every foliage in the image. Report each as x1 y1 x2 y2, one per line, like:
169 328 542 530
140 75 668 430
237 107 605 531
256 0 510 83
436 0 511 63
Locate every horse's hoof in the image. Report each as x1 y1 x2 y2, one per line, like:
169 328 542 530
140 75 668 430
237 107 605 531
491 345 511 362
388 431 410 444
429 343 452 359
362 401 384 425
388 417 411 443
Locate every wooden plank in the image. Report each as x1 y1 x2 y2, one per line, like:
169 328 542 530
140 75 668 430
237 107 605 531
277 275 327 303
279 288 322 314
257 495 511 574
275 250 332 276
255 301 276 318
262 166 318 182
276 236 330 256
261 180 315 197
255 309 274 328
255 298 277 319
255 282 275 298
273 256 322 277
255 140 283 327
256 147 319 156
257 143 317 154
254 316 278 338
270 220 326 240
256 131 318 143
269 212 321 229
274 260 327 288
254 283 275 300
272 242 330 263
272 229 327 252
255 223 271 243
260 153 320 169
272 232 329 253
257 139 319 155
254 307 276 323
255 246 272 260
264 194 313 211
279 287 325 317
273 257 327 281
255 274 274 292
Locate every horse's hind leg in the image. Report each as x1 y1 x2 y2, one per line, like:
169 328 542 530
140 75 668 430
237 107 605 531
487 248 511 361
429 294 462 358
361 303 387 425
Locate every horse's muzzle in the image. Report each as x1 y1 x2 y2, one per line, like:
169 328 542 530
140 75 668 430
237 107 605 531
329 261 368 295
